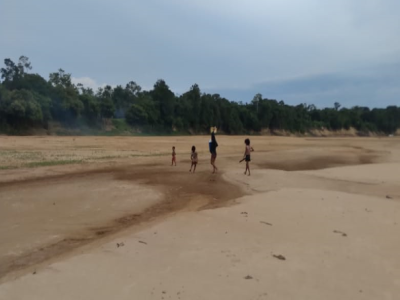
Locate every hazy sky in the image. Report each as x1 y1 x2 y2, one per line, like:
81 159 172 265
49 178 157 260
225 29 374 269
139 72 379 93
1 0 399 107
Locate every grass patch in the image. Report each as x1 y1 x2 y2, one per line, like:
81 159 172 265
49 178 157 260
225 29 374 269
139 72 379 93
0 165 17 170
0 150 18 156
15 152 43 161
131 152 170 157
112 119 131 132
26 160 83 168
92 155 122 160
0 151 43 160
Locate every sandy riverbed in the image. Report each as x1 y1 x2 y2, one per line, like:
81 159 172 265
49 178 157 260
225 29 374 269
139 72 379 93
0 135 399 299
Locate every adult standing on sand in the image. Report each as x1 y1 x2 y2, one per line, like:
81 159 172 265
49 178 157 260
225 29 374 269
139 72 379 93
210 127 218 173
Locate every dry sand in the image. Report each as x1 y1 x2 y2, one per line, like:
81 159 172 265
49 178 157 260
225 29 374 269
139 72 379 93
0 136 399 299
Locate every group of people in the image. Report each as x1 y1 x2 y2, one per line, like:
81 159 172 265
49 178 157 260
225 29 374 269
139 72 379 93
171 127 255 176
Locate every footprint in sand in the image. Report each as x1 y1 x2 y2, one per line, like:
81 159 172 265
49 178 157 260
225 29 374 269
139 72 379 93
272 254 286 260
260 221 272 226
333 230 347 237
253 293 268 300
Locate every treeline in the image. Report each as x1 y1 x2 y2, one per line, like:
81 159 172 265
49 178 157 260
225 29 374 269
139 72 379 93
1 56 399 135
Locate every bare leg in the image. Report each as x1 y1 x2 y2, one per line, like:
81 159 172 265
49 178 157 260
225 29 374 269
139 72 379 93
211 157 217 173
244 161 250 176
193 164 197 173
213 161 218 173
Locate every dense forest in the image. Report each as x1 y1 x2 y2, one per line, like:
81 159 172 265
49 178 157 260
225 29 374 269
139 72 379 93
1 56 399 135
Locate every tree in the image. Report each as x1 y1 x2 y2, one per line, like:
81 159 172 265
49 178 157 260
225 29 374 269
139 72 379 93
182 84 201 130
251 93 262 113
48 69 83 124
1 55 400 135
125 81 141 96
1 56 33 90
1 89 43 128
95 85 115 119
1 56 32 82
199 93 214 132
1 59 16 82
20 73 50 95
100 98 115 119
49 69 74 88
80 94 99 122
151 79 175 128
126 104 148 126
112 85 129 118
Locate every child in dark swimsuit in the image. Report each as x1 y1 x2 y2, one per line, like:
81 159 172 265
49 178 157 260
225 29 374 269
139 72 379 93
171 146 177 166
210 127 218 174
243 138 254 176
189 145 198 173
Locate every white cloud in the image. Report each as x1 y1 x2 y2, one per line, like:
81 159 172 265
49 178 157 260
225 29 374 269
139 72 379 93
71 77 108 91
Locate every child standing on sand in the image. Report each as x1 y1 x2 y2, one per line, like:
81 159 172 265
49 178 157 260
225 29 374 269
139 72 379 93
189 145 198 173
171 146 177 166
243 138 254 176
210 127 218 174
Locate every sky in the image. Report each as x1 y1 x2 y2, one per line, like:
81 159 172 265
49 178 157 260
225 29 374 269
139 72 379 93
1 0 399 108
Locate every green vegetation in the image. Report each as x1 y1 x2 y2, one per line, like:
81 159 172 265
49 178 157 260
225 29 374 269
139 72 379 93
130 153 170 157
0 160 81 170
92 155 121 160
1 56 399 135
0 165 16 170
26 160 82 168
